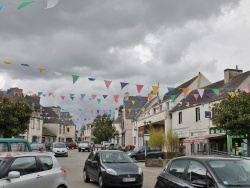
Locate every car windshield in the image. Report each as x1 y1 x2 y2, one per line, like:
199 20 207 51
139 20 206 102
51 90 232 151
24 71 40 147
0 157 10 171
101 152 134 163
207 159 250 186
53 143 66 148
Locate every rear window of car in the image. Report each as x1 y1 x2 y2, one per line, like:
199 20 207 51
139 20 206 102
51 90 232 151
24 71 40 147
0 143 8 152
11 143 29 152
168 159 189 179
53 143 66 148
39 156 53 171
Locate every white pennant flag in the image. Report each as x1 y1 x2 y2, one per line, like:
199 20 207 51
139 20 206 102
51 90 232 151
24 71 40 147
55 72 62 76
197 89 204 98
46 0 59 9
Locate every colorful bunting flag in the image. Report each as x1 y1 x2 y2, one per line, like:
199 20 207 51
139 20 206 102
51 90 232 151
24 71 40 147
3 61 11 64
21 64 29 67
182 88 189 95
0 4 4 10
103 95 108 99
55 72 62 76
46 0 59 9
212 89 220 96
80 94 85 99
104 80 112 89
18 1 33 10
97 99 101 104
38 68 46 73
131 100 135 105
136 95 141 101
152 85 159 95
170 95 176 102
72 75 79 84
193 94 199 101
136 84 144 93
120 82 129 90
91 94 97 100
197 89 204 98
167 87 175 95
88 78 96 81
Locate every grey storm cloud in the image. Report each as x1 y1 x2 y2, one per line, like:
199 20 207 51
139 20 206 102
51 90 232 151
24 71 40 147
0 0 245 127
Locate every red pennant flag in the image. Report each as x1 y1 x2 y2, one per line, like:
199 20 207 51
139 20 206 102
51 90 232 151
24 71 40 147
61 96 65 100
114 95 119 101
104 80 112 89
92 94 97 100
136 84 144 93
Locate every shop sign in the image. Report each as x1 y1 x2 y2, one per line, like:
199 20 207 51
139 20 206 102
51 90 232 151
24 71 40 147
183 138 205 143
209 128 227 134
230 135 245 139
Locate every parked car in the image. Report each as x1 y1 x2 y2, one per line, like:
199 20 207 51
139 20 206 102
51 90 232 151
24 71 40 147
51 142 68 157
83 150 143 188
0 138 32 152
65 142 77 149
101 141 111 148
30 143 46 151
0 152 68 188
44 142 53 151
154 156 250 188
127 146 164 161
78 141 92 152
108 143 120 150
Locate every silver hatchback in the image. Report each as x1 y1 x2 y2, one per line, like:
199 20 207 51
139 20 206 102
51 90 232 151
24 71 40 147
0 152 68 188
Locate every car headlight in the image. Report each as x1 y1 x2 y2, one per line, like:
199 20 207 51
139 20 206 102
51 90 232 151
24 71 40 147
106 168 117 175
138 167 142 174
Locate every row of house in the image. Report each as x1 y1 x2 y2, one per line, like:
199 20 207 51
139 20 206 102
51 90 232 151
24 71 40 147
0 88 76 143
112 66 250 156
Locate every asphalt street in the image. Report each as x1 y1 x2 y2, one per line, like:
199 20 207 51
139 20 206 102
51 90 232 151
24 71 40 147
57 149 164 188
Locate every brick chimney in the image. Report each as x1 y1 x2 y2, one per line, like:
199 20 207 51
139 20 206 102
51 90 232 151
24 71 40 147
224 66 243 83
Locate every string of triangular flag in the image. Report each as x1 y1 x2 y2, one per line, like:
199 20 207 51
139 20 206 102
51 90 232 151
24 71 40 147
0 0 59 10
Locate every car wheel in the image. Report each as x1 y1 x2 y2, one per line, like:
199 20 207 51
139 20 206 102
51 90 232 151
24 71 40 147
157 156 163 159
78 149 81 152
83 169 90 183
98 174 106 188
57 186 65 188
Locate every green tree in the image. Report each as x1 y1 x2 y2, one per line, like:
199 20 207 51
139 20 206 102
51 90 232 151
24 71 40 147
92 114 118 143
0 97 33 138
165 129 179 152
212 92 250 136
148 128 165 150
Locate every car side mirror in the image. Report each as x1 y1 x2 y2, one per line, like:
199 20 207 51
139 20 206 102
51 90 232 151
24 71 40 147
4 171 20 180
192 179 206 188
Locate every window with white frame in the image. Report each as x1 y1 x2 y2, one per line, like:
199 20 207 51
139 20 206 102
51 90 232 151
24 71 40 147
195 107 200 122
31 118 34 129
36 119 40 130
178 111 182 124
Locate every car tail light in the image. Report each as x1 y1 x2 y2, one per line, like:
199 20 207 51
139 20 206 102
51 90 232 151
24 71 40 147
61 168 66 174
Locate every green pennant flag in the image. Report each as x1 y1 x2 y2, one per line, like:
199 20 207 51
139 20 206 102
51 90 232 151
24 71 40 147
72 75 79 84
212 88 220 96
170 95 176 102
70 94 75 98
97 99 101 104
18 1 33 10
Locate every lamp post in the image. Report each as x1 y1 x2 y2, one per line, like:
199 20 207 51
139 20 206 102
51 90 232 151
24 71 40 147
143 133 150 166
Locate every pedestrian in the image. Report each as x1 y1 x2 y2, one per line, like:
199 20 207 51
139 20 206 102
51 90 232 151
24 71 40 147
38 146 45 152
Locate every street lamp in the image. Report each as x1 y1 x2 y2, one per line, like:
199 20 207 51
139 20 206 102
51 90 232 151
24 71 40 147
144 133 150 166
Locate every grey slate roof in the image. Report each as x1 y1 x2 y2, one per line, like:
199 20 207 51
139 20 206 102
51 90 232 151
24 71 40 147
171 70 250 112
42 107 63 124
60 112 75 126
162 76 198 101
124 96 148 119
113 115 123 124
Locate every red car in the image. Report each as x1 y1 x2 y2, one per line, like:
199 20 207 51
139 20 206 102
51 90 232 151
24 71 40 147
65 142 77 149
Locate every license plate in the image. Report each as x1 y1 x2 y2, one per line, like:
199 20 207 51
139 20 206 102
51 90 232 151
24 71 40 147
123 178 136 182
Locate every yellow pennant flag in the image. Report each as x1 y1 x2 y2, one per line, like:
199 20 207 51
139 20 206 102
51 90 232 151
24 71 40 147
228 91 235 98
141 108 145 112
131 100 135 105
152 86 159 95
4 61 12 64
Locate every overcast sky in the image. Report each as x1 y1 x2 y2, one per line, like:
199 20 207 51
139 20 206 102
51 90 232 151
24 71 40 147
1 0 249 128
